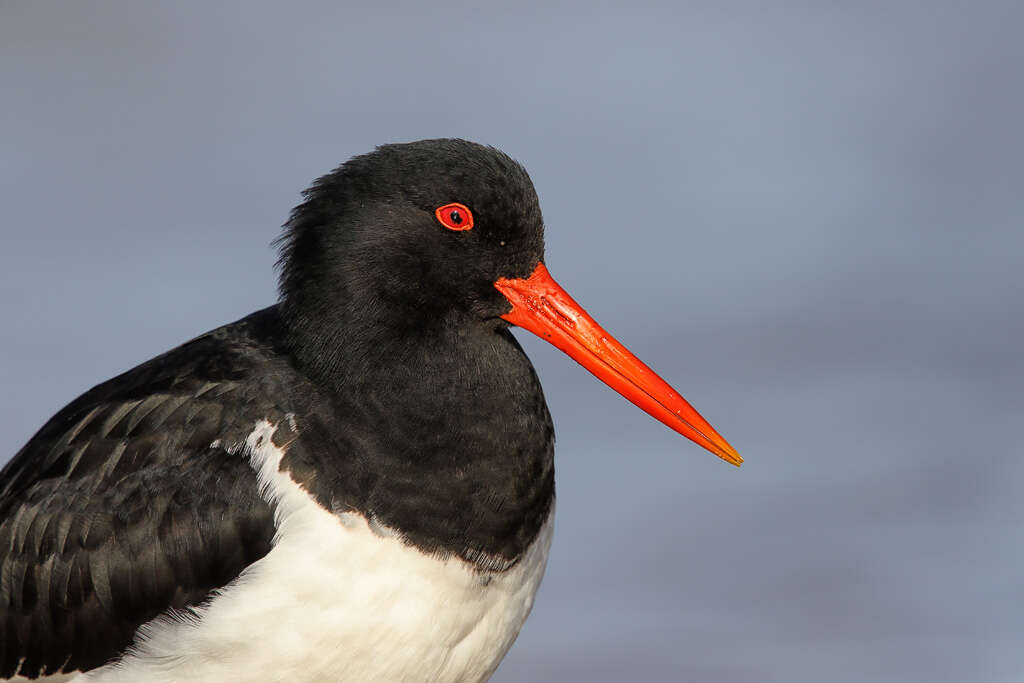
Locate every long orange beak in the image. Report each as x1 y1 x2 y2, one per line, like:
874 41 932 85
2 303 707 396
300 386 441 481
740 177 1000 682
494 262 742 466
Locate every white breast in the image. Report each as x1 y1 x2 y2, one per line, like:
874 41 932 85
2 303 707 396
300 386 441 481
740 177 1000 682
80 418 554 683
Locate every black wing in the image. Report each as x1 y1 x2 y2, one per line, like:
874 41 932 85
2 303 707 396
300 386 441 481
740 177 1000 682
0 309 288 678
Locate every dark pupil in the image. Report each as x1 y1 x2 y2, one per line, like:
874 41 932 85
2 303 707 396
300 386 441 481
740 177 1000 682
449 210 462 225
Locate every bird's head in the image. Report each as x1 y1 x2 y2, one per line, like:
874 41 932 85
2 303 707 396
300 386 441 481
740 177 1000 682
277 138 741 466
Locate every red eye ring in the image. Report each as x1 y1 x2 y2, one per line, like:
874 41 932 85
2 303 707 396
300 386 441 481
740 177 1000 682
435 202 474 231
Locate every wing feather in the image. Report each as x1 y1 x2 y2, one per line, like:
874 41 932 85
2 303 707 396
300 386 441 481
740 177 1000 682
0 312 284 677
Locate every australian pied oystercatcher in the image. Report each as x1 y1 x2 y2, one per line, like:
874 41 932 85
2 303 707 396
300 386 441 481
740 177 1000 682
0 139 741 682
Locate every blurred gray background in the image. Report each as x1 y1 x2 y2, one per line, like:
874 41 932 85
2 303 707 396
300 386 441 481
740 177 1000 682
2 1 1021 681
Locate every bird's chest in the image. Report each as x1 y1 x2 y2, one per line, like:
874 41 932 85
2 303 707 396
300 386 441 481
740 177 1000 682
88 420 553 683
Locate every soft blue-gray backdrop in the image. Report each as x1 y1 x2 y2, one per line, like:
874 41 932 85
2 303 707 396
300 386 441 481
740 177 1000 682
2 2 1021 681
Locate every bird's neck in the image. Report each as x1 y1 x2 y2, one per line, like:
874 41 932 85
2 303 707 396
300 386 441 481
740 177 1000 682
283 295 477 398
278 299 555 568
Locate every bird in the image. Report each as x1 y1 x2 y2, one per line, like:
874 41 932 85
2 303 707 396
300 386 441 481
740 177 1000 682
0 138 741 682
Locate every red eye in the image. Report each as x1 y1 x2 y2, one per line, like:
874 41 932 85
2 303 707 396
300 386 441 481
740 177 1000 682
435 202 474 231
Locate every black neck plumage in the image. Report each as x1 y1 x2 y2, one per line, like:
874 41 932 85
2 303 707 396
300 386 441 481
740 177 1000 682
273 298 556 570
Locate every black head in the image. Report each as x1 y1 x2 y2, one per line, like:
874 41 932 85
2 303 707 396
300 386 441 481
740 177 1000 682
277 138 545 338
275 138 741 466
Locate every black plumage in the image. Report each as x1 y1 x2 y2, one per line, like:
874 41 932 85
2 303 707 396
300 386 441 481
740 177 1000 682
1 139 556 678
